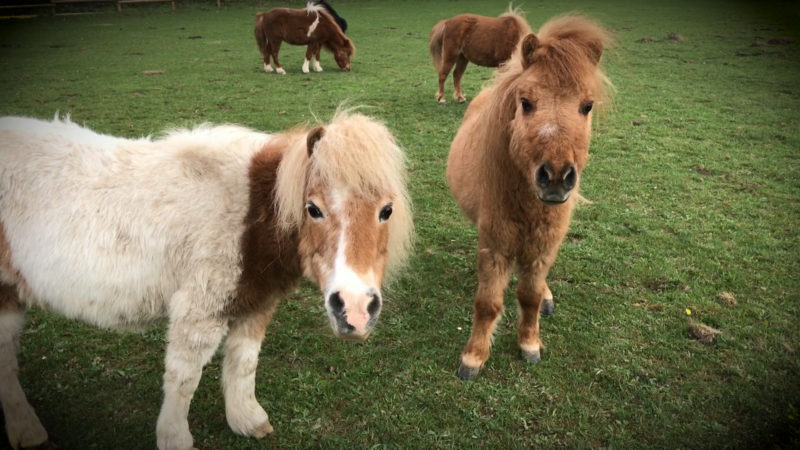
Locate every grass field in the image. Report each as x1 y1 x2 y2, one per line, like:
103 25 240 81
1 0 799 448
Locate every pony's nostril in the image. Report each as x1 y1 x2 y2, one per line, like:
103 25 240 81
535 164 551 188
328 291 344 314
563 165 577 190
367 292 381 317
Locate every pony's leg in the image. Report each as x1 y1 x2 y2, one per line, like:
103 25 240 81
541 282 555 316
452 54 469 103
312 49 323 72
270 41 286 75
0 287 49 449
458 248 513 380
262 40 274 73
222 302 278 438
516 245 561 363
436 52 459 104
156 290 228 450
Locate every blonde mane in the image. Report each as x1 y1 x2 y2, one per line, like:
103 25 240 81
274 111 412 279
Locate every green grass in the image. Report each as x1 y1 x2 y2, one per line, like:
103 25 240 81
1 0 799 448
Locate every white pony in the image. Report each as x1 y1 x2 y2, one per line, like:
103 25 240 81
0 112 412 449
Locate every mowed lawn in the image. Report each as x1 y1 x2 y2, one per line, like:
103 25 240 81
1 0 799 448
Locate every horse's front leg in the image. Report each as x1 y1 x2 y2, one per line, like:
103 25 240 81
222 302 279 438
303 44 322 73
156 290 228 450
458 247 512 380
0 295 49 449
515 258 555 364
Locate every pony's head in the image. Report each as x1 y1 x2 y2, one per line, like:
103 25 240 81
491 15 611 204
319 9 354 71
275 112 411 339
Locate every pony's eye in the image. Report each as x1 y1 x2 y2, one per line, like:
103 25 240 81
306 202 324 220
521 97 535 114
379 203 393 222
579 100 594 115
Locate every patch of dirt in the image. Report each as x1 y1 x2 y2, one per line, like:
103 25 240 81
636 37 655 43
688 322 722 344
666 32 684 43
717 291 737 306
142 70 164 75
691 164 713 176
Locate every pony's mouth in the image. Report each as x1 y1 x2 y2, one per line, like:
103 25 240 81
538 191 571 205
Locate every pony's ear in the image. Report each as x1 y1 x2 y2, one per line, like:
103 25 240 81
306 126 325 157
586 39 604 65
521 34 539 69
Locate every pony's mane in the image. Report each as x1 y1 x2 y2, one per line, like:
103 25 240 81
274 110 412 279
499 3 532 36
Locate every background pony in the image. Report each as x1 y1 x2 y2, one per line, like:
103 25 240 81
0 111 412 449
429 6 531 104
255 2 355 74
446 15 611 379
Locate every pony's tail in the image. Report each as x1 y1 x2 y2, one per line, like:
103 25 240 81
254 13 269 59
429 20 446 72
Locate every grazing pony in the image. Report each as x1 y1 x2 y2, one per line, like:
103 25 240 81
255 2 355 75
0 111 412 449
312 0 347 34
446 15 611 379
429 7 531 104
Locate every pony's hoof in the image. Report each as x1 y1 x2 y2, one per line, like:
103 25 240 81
252 420 274 438
23 440 58 450
458 364 481 380
521 348 541 364
541 298 555 316
456 96 467 103
276 68 286 75
437 99 447 105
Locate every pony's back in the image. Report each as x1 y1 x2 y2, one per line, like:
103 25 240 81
0 117 272 328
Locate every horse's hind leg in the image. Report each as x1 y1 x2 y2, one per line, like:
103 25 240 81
452 54 469 103
436 51 459 104
270 41 286 75
222 302 278 438
541 283 555 316
262 40 275 73
458 248 512 380
0 286 49 449
156 289 227 450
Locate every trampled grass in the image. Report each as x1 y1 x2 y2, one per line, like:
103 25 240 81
1 0 799 448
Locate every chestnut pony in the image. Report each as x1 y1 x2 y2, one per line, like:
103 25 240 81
255 2 354 75
446 15 611 380
0 111 412 449
429 7 530 104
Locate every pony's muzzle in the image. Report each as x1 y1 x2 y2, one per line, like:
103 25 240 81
326 289 381 340
534 163 578 204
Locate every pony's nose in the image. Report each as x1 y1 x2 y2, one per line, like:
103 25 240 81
327 290 381 339
534 163 577 204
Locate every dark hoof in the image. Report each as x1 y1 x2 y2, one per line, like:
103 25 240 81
24 440 58 450
521 348 541 364
541 298 555 316
458 364 481 380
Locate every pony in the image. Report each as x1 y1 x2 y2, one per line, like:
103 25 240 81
312 0 347 34
0 111 412 449
429 6 531 104
255 2 355 75
446 15 612 380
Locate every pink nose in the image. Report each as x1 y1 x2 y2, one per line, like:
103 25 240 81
327 290 381 339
